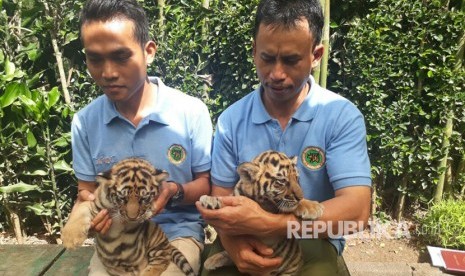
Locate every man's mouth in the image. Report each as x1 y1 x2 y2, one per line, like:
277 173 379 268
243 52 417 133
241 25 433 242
103 85 124 92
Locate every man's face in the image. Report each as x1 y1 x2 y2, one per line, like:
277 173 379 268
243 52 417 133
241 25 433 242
253 20 323 103
81 18 155 102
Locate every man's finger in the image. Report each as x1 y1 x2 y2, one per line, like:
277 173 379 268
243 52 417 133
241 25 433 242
91 209 108 228
250 239 274 256
100 218 112 235
215 195 243 207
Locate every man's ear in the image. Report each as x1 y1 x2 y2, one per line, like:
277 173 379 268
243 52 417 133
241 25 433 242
145 41 157 64
311 44 324 69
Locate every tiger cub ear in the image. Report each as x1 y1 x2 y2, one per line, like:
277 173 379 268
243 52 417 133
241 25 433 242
153 169 169 183
95 169 113 186
237 162 260 182
290 155 298 165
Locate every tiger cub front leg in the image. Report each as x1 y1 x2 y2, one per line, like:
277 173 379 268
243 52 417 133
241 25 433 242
293 199 324 220
61 200 95 249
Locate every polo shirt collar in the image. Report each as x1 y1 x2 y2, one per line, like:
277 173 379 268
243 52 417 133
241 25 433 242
251 76 319 124
292 75 319 122
103 97 120 124
251 87 272 124
102 77 170 125
145 77 170 125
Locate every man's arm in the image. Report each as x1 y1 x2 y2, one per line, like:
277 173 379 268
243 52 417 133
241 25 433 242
199 185 371 238
152 171 211 214
196 184 282 274
268 185 372 238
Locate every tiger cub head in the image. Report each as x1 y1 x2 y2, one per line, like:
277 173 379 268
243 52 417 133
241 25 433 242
235 150 304 214
96 158 168 222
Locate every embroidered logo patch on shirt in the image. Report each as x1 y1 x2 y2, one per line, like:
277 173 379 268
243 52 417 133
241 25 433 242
301 146 325 170
167 144 186 165
95 156 116 165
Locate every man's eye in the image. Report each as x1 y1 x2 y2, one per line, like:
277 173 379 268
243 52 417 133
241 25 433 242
87 57 102 63
113 54 131 63
261 54 274 63
262 57 274 63
284 58 299 65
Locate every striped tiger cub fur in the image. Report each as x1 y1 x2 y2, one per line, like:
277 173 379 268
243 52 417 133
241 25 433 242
61 158 196 276
200 150 324 276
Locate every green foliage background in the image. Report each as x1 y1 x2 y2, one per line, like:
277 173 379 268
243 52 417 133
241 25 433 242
0 0 464 247
335 0 465 215
419 199 465 250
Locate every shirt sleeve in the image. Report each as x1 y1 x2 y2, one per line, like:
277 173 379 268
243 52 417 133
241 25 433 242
211 112 239 187
190 102 213 173
325 104 372 190
71 113 96 182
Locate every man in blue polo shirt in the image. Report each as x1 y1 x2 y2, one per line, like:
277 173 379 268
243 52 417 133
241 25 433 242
197 0 371 275
71 0 212 275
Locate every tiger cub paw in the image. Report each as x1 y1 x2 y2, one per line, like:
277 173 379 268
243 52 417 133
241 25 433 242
204 251 233 270
61 220 91 249
199 195 223 210
294 199 324 220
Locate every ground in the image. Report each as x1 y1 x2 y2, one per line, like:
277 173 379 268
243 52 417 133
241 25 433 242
343 219 430 263
0 219 432 264
344 236 429 263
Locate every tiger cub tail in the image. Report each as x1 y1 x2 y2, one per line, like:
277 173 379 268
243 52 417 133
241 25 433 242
170 246 197 276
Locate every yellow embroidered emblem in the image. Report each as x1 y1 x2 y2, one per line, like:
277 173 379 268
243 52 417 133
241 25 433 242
168 144 186 165
301 146 325 170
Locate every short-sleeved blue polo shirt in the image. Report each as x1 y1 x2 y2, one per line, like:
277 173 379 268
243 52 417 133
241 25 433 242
72 77 212 243
211 76 371 253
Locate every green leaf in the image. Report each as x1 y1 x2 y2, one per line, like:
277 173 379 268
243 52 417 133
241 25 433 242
0 182 39 194
26 203 46 215
27 170 48 176
53 133 71 147
18 94 39 113
4 58 15 75
27 71 44 88
47 87 60 109
26 130 37 148
53 160 73 172
26 203 52 216
26 47 39 61
0 82 26 108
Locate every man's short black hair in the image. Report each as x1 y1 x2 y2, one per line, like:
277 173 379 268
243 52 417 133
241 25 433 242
253 0 324 45
80 0 150 47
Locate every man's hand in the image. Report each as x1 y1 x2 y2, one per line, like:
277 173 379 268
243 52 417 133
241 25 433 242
196 195 274 236
219 233 282 275
75 184 112 235
151 181 178 215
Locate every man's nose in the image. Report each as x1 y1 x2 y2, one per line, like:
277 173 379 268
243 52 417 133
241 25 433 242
270 62 286 81
102 61 118 80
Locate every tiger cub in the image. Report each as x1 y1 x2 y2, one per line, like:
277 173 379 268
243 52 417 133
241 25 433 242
200 150 324 276
61 158 196 276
